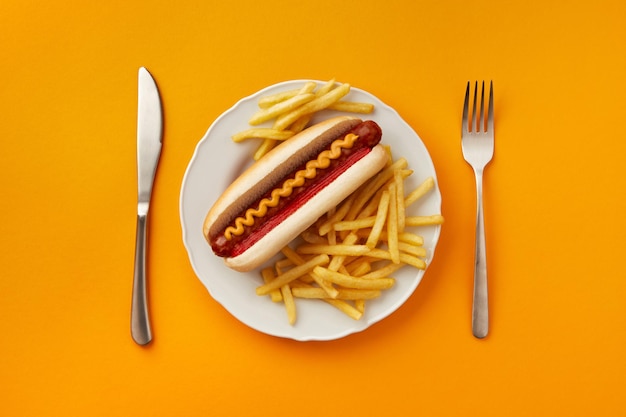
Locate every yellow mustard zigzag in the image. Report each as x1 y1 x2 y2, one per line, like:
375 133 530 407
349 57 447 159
224 133 359 240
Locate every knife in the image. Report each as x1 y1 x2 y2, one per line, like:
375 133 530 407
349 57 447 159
131 67 163 345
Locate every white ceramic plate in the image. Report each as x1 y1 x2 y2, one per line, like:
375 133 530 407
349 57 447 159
180 80 442 341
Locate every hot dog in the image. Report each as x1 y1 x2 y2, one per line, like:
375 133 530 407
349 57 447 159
203 116 388 272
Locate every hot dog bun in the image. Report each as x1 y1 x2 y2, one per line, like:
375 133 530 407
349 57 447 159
204 116 388 272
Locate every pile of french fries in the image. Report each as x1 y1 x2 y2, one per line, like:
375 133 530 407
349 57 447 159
256 150 444 325
231 80 443 324
232 79 374 160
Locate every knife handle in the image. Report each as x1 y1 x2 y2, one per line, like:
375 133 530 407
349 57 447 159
132 212 152 345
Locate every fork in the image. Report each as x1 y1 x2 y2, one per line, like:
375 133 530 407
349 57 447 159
461 81 494 339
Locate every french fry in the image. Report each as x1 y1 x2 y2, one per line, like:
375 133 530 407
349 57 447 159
257 88 300 109
261 267 282 302
280 246 317 270
328 101 375 114
398 232 425 246
313 266 395 290
275 258 294 270
405 177 435 207
332 217 376 232
366 190 390 248
249 93 316 125
397 242 427 258
288 114 313 134
326 231 337 246
324 299 363 320
354 299 366 314
358 262 404 280
297 81 318 95
281 284 296 325
292 287 381 300
256 254 329 295
405 215 445 227
366 249 426 269
356 230 425 246
314 79 336 95
256 82 318 109
253 138 278 161
297 244 370 257
397 253 428 270
232 128 294 143
387 182 400 264
394 169 406 232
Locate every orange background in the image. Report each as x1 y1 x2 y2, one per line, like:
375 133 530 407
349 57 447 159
1 0 625 415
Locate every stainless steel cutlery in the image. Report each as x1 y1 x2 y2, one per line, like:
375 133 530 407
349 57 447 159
131 67 163 345
461 81 494 339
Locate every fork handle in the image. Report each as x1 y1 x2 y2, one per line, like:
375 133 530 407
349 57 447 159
472 171 489 338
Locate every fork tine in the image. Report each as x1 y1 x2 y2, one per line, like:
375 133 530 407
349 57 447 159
479 81 485 132
472 81 478 132
462 81 470 133
487 80 494 133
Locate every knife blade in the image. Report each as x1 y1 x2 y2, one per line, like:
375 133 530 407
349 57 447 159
131 67 163 345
